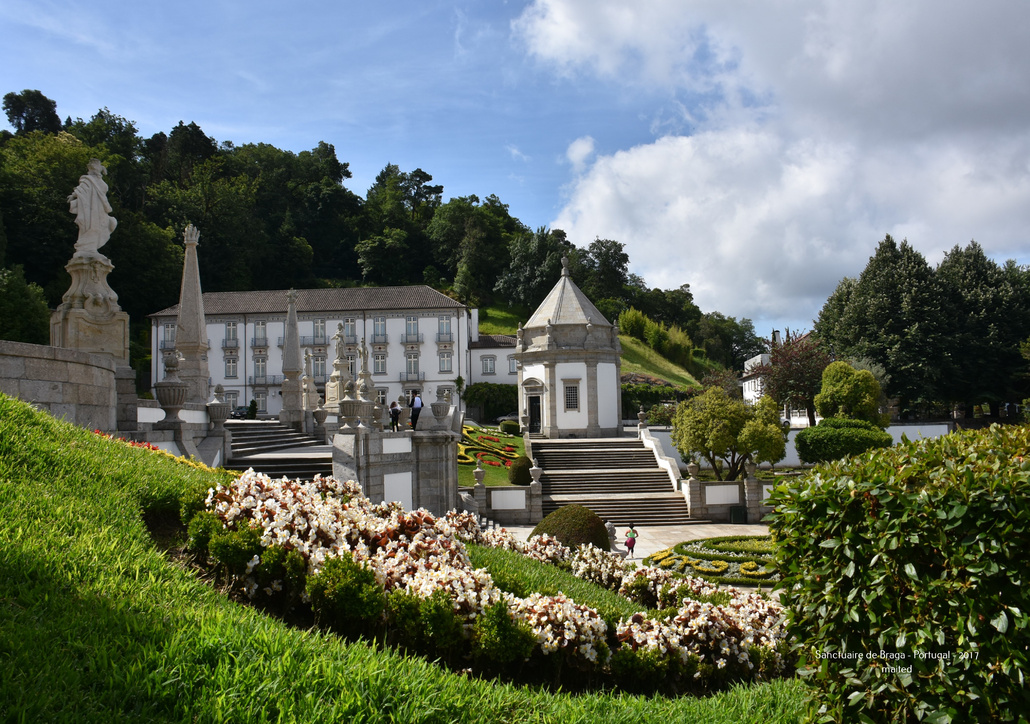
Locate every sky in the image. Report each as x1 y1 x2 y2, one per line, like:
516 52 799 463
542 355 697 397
4 0 1030 337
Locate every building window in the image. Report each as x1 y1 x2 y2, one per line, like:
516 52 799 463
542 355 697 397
508 356 517 374
482 356 495 375
225 358 238 378
439 351 452 373
406 316 419 337
255 392 267 413
438 315 452 342
376 388 388 405
254 357 267 378
344 317 356 340
254 320 267 346
439 386 453 401
373 316 387 343
406 352 419 377
313 355 326 378
313 318 326 342
162 324 176 350
225 321 237 340
374 353 387 375
564 383 579 411
347 355 356 377
224 390 239 408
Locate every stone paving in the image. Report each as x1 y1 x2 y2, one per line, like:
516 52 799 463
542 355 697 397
503 522 771 560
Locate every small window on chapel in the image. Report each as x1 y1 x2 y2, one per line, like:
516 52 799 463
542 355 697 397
564 383 579 411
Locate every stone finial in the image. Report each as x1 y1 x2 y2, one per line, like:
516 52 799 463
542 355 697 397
561 255 570 277
183 223 200 246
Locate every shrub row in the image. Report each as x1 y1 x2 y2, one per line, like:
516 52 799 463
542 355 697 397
767 424 1030 722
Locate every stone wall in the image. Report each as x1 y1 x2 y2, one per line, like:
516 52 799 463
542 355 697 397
0 340 117 432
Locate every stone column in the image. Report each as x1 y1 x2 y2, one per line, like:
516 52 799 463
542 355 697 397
279 289 303 430
684 462 704 520
744 462 763 523
173 224 211 404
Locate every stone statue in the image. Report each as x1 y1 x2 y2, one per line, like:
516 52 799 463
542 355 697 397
68 158 117 256
358 338 370 373
333 322 345 361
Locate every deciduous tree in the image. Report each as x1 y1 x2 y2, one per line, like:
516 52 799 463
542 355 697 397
753 331 830 427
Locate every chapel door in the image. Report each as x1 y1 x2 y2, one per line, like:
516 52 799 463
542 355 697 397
528 396 541 434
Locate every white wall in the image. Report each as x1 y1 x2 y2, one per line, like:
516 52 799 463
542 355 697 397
597 361 619 428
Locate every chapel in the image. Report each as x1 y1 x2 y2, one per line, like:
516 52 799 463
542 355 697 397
515 257 622 438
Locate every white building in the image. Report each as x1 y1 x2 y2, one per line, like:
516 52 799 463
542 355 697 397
149 286 470 415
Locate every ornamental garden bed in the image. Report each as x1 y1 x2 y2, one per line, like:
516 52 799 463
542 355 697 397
647 536 779 587
457 424 525 486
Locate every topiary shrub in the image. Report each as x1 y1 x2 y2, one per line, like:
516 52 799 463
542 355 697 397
530 504 610 551
767 424 1030 722
794 417 893 463
472 599 536 673
508 455 533 486
499 420 521 435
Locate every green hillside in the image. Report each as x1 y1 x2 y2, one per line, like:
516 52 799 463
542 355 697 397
0 393 802 722
619 335 703 388
477 304 706 388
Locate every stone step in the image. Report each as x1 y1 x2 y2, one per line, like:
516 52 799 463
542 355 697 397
224 456 333 480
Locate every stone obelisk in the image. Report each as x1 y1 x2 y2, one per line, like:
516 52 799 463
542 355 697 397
174 224 210 404
50 158 129 365
279 289 303 430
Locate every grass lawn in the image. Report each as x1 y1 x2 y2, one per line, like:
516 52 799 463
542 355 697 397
619 335 701 388
0 392 806 723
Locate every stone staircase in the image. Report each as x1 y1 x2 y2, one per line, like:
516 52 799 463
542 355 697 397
532 438 696 526
223 419 332 480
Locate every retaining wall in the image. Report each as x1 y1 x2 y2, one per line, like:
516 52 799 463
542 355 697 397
0 340 117 432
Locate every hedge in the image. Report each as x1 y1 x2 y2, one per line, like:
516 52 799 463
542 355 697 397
794 417 893 464
767 424 1030 722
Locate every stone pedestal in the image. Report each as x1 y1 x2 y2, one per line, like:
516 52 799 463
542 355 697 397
50 253 129 365
744 462 763 523
683 462 704 519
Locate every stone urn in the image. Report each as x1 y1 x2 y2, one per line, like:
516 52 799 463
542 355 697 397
473 458 486 486
206 384 231 433
430 387 450 427
154 352 188 424
637 404 647 428
313 402 328 427
686 461 700 480
744 461 758 481
529 459 543 484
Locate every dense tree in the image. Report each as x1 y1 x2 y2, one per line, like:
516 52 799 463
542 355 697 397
692 312 766 371
753 331 831 427
494 227 573 308
580 237 629 303
0 265 50 344
3 90 61 135
935 242 1029 415
815 236 946 415
671 388 784 480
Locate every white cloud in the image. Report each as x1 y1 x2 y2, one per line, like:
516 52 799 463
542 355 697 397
516 0 1030 328
564 135 595 174
506 143 531 162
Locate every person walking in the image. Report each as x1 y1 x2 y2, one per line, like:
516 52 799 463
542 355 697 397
625 524 638 558
409 392 423 430
389 400 401 432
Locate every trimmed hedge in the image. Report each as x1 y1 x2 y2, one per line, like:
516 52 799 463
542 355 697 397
530 504 611 552
508 455 533 486
767 424 1030 722
794 417 893 463
499 420 521 435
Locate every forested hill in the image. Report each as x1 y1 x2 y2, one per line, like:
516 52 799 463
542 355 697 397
0 91 765 371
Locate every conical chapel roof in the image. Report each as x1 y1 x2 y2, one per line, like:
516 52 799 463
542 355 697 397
525 257 612 329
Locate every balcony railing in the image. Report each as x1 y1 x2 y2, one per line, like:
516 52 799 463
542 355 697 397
301 335 329 346
222 338 239 349
159 339 176 350
251 337 269 348
436 332 453 343
371 333 388 344
249 375 284 386
401 333 424 344
400 371 425 382
343 334 358 345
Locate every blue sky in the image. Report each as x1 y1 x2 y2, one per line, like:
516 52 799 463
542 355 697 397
4 1 1030 337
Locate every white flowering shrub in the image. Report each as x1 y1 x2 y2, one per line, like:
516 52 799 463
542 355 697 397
523 534 571 566
191 469 791 693
569 544 627 591
510 592 610 668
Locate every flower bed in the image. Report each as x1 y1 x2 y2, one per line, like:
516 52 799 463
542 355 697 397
457 425 522 469
647 536 779 585
188 470 793 695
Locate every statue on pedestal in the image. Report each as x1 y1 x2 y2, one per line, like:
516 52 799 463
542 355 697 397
68 158 118 258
